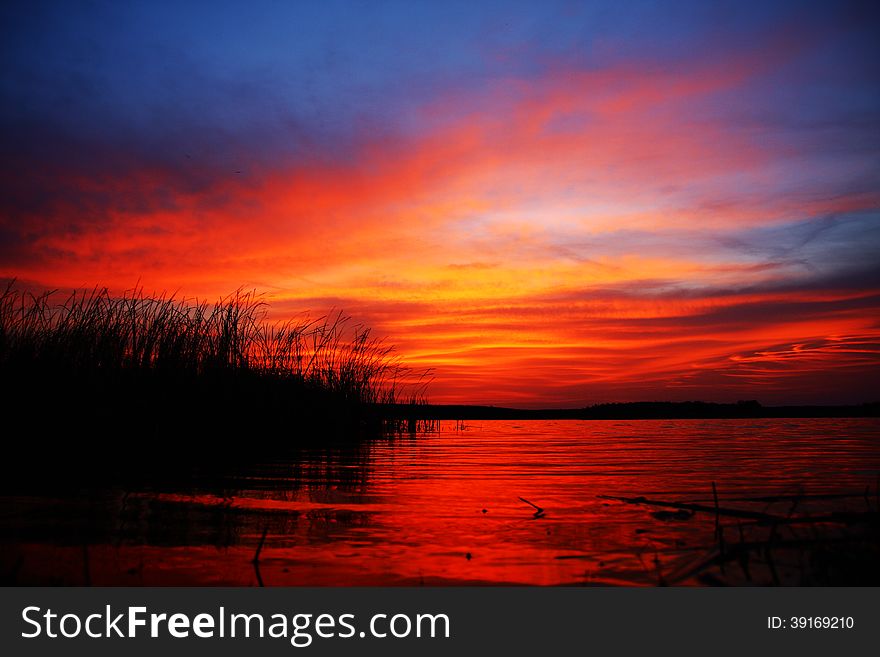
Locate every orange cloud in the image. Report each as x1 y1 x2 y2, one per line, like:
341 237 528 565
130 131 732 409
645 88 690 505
4 53 879 405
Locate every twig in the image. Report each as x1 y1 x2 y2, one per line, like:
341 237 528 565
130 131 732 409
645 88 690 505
598 494 779 521
726 492 865 503
518 497 545 518
252 526 268 564
712 481 720 536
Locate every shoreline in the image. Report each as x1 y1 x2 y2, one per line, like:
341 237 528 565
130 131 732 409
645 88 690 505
377 401 880 421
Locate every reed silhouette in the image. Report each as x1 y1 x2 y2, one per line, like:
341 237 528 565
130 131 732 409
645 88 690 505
0 282 425 485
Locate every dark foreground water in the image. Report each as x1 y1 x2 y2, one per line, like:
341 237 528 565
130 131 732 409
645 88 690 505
2 419 879 586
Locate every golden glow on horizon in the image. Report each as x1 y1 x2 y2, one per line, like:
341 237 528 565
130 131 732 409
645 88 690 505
7 58 880 406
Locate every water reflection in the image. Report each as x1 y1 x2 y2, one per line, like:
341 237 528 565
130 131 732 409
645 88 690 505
1 419 878 585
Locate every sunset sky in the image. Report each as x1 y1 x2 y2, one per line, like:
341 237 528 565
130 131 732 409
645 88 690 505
2 0 879 406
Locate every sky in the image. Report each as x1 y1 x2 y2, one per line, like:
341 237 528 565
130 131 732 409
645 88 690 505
2 0 879 406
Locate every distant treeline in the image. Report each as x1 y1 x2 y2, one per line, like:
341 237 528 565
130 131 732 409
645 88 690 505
379 400 880 421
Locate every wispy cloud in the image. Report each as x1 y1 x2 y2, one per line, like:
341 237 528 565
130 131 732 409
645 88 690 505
2 0 878 405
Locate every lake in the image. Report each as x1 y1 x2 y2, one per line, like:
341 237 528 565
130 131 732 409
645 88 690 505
2 418 878 585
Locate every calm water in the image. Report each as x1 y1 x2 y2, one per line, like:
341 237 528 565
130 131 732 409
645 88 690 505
2 418 879 585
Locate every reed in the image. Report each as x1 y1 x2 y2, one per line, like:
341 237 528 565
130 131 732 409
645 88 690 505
0 282 412 402
0 281 426 476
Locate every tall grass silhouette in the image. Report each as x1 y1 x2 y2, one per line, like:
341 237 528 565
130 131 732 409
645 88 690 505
0 283 412 402
0 282 428 479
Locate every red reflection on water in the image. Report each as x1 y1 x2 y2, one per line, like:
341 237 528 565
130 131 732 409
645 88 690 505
2 419 878 585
